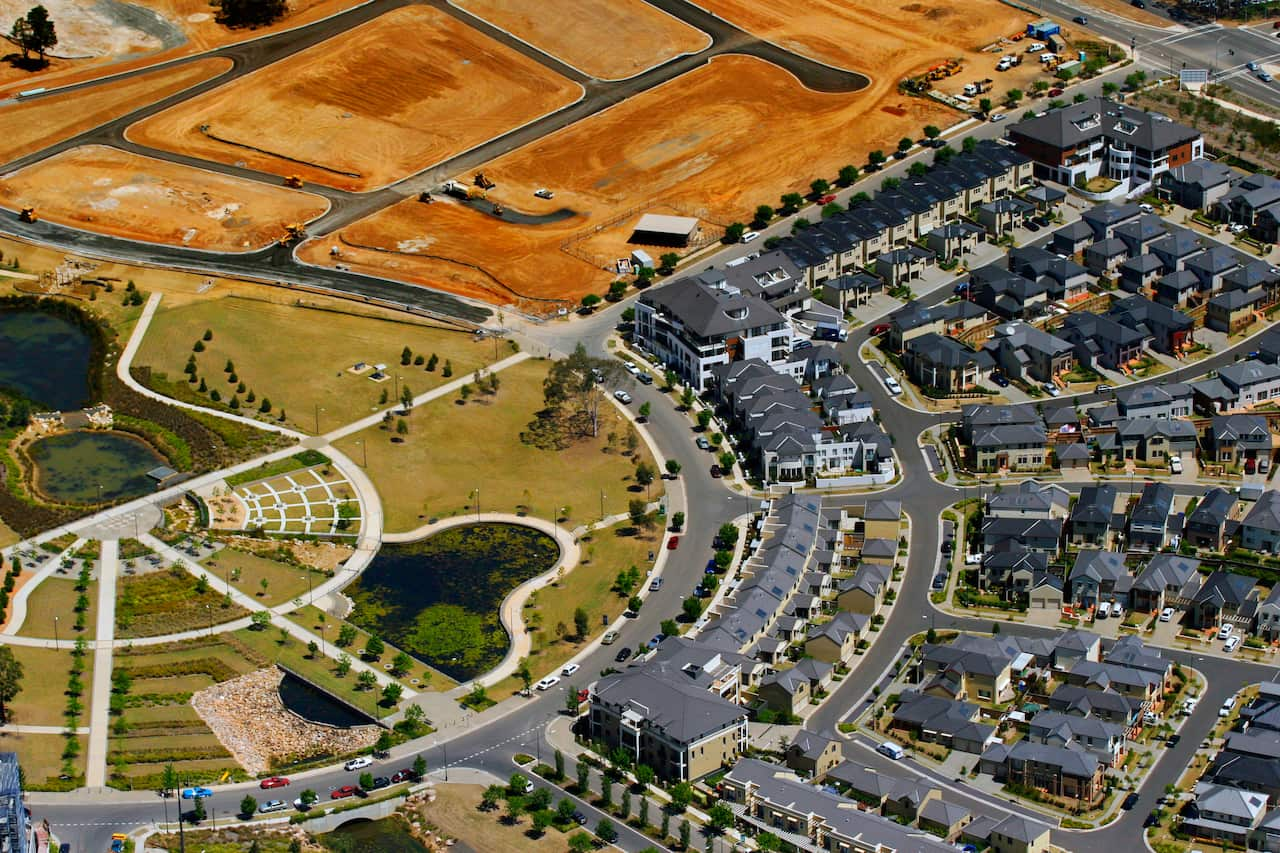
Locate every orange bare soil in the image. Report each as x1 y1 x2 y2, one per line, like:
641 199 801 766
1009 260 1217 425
0 0 365 97
455 0 709 79
129 6 581 191
0 57 230 165
301 55 955 309
0 145 328 252
697 0 1028 98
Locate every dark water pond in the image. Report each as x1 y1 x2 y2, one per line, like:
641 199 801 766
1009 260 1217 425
0 309 93 409
28 430 164 504
323 816 432 852
277 671 374 728
348 524 559 681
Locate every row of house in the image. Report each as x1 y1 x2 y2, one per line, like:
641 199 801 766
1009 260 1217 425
588 495 904 780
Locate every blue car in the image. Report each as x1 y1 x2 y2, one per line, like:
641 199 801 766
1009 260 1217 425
705 559 718 574
647 633 666 649
181 787 213 799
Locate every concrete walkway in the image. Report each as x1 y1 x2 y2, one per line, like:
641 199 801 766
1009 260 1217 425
84 539 118 789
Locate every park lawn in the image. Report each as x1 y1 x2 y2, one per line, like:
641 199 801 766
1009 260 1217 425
288 604 454 692
17 577 97 639
231 626 390 721
201 547 320 607
125 703 203 726
223 450 330 488
133 295 492 433
116 568 249 638
334 358 663 533
409 784 569 853
1 732 85 786
490 520 656 697
6 646 92 726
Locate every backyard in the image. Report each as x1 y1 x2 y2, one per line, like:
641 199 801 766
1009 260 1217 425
333 358 662 533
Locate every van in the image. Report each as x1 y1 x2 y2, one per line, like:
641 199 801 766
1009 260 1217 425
1170 455 1183 475
877 742 906 760
1096 602 1110 619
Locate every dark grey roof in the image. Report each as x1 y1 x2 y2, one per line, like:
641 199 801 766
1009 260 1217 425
1132 554 1200 593
1244 490 1280 534
1010 97 1199 153
1069 549 1127 584
1163 158 1235 191
992 814 1053 844
1192 570 1257 608
981 740 1099 779
1072 484 1117 526
593 668 745 743
641 278 785 339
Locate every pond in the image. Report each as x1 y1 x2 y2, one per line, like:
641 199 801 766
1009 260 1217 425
28 430 165 504
348 524 559 681
323 816 432 852
0 308 93 410
277 671 375 728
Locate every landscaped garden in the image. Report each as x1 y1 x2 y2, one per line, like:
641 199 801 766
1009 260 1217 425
115 566 249 638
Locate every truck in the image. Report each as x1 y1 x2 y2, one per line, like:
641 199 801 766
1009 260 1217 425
963 78 993 96
813 322 848 342
110 833 127 852
443 180 470 198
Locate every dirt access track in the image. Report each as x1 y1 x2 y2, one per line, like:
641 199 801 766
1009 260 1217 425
0 0 366 97
129 6 582 191
453 0 710 79
694 0 1029 100
300 54 957 309
0 145 328 252
0 57 230 166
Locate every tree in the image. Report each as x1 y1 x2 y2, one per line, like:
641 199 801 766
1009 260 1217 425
682 596 702 621
809 177 830 197
554 748 565 780
580 294 602 310
307 640 319 658
375 730 393 754
299 789 318 807
661 619 679 637
239 794 257 818
909 162 928 177
356 670 377 691
541 343 626 439
218 0 287 27
336 653 352 677
923 125 941 140
867 150 886 168
837 164 859 185
628 499 647 529
628 595 642 613
391 651 413 677
680 387 695 410
400 385 413 410
9 17 31 62
517 657 533 693
669 781 693 812
401 345 413 366
567 833 594 853
528 786 552 812
336 624 356 647
0 646 23 723
635 764 655 788
531 809 553 835
426 353 439 372
364 635 385 659
665 458 681 477
707 803 734 833
481 784 503 811
573 606 589 640
639 796 650 828
756 831 782 851
191 796 206 823
659 252 680 274
962 135 978 153
556 796 576 823
596 818 618 843
381 682 403 705
13 6 56 63
413 753 427 779
679 819 691 848
638 401 651 421
249 611 270 631
724 222 746 243
1102 81 1119 96
577 761 590 793
753 204 774 226
779 192 804 213
601 777 613 807
718 451 736 472
897 136 913 152
635 462 655 490
1007 87 1024 105
978 97 993 115
621 790 632 819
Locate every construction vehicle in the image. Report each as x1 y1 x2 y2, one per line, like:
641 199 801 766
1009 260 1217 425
467 186 486 200
277 223 306 245
963 78 994 96
18 207 37 223
284 175 303 188
492 203 505 217
443 180 470 198
110 833 127 852
474 172 495 190
418 191 434 203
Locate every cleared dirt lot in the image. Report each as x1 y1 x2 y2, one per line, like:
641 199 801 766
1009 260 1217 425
304 54 955 308
0 145 328 251
455 0 709 79
0 0 365 96
0 57 230 166
129 6 581 190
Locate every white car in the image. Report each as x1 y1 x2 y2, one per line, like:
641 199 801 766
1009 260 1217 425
624 361 640 375
1218 624 1233 639
1221 697 1236 717
536 675 560 691
883 377 903 395
534 188 554 199
1028 42 1046 52
613 390 632 404
1182 697 1197 715
989 112 1006 122
1160 607 1174 622
561 663 580 677
964 552 983 565
1224 635 1241 653
344 756 372 772
741 231 760 243
1140 203 1155 214
1170 456 1183 475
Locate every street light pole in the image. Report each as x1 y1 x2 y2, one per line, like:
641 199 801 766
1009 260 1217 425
52 616 58 651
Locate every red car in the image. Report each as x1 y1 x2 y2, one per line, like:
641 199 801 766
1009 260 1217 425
1048 87 1064 97
577 688 590 704
667 536 680 550
259 776 290 789
390 769 413 784
870 323 890 336
818 194 838 205
331 785 359 800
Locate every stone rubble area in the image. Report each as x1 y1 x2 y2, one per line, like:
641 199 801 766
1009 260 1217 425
191 667 380 774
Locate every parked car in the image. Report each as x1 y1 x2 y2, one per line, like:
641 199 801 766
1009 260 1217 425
1170 456 1183 475
932 573 947 590
1144 811 1159 828
741 231 760 243
331 786 359 800
1160 607 1174 622
1181 697 1197 716
884 377 903 395
1024 220 1041 232
573 811 588 825
344 757 372 772
368 777 390 791
877 742 906 760
988 112 1006 122
613 390 632 404
260 777 290 789
1096 383 1113 393
1225 636 1242 653
647 633 666 649
990 373 1010 388
535 676 560 690
870 323 891 336
1122 792 1140 810
390 769 414 784
601 630 619 645
181 787 213 800
1221 696 1236 717
649 577 663 591
1218 624 1234 639
1042 382 1061 397
636 372 653 385
1048 87 1064 97
1168 734 1181 747
696 436 711 450
615 647 634 662
561 663 580 677
667 536 680 550
1261 71 1275 83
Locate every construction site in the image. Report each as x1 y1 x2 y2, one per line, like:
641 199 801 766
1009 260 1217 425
455 0 710 79
127 6 582 191
0 145 329 252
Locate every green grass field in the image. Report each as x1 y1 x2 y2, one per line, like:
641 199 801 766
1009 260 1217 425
490 522 655 697
1 732 85 787
224 450 330 488
17 576 97 638
202 547 320 607
287 604 454 692
133 296 492 433
116 568 249 638
6 646 92 726
334 359 662 533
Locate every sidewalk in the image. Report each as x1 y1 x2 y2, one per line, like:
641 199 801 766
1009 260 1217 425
84 539 119 789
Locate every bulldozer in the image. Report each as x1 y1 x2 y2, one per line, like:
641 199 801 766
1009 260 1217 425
418 191 434 204
18 207 36 223
474 172 495 190
284 175 304 188
277 222 306 245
